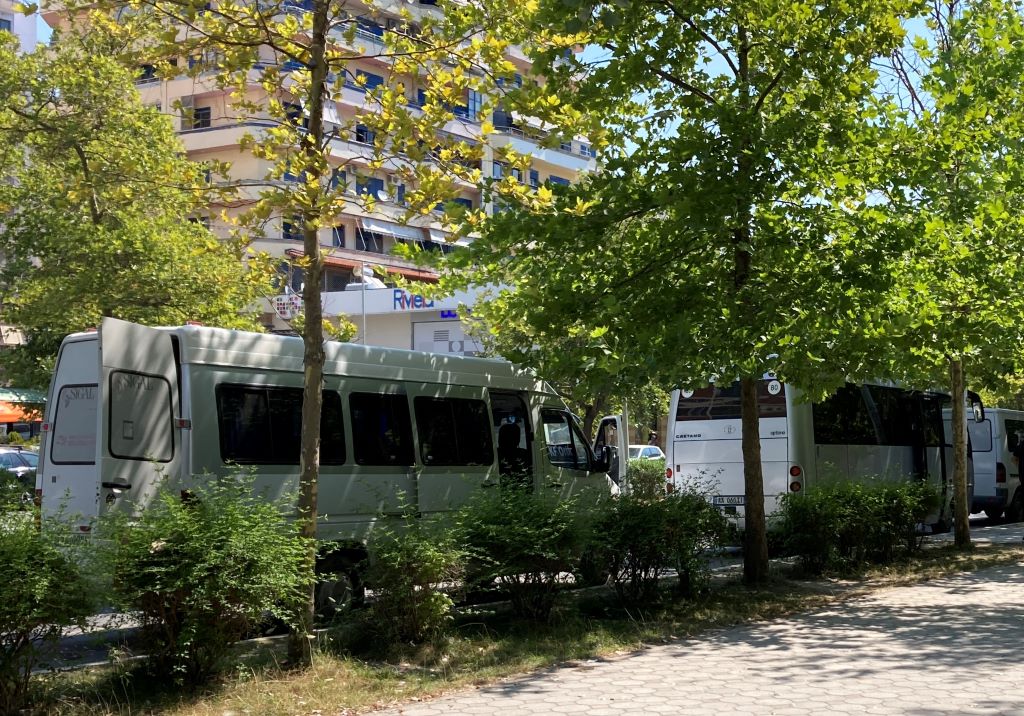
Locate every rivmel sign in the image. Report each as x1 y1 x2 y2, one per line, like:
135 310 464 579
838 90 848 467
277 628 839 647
322 286 481 317
393 289 434 310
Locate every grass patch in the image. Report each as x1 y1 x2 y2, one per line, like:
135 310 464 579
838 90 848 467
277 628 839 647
33 544 1024 716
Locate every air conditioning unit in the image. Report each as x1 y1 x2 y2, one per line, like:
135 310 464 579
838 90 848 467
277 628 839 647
179 95 194 110
387 174 402 185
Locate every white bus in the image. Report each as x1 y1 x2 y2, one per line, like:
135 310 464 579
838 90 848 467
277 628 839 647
963 408 1024 521
37 318 626 604
666 380 977 532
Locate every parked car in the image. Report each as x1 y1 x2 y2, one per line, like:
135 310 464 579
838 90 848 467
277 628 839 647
0 446 37 487
628 445 665 461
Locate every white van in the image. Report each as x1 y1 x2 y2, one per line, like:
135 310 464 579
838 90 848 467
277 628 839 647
964 408 1024 521
37 318 626 600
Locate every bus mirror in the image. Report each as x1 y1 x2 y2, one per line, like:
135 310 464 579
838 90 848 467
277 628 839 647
592 445 611 475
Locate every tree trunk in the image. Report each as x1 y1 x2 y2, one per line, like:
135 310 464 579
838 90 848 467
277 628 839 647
740 376 769 583
949 358 972 549
287 0 331 667
733 25 768 584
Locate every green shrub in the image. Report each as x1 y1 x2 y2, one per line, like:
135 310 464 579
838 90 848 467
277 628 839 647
456 486 591 621
0 471 31 511
663 490 731 597
98 475 314 685
364 512 463 644
590 488 729 606
0 512 93 714
625 459 666 500
775 479 938 575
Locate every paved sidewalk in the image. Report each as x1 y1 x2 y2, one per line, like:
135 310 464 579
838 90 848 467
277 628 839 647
380 528 1024 716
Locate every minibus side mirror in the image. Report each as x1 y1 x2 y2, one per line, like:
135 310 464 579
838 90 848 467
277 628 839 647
967 391 985 422
592 445 611 475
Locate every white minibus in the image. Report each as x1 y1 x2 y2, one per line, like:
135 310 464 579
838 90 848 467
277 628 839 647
666 380 979 532
37 318 626 605
963 408 1024 521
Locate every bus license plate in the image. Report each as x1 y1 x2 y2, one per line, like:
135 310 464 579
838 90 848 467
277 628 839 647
713 495 745 506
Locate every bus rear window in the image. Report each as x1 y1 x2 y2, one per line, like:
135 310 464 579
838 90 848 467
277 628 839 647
675 381 786 421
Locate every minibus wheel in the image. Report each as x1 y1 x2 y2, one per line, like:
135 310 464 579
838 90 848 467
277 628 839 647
315 567 364 620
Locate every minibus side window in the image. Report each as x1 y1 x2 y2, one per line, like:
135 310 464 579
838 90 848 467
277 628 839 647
350 392 414 466
414 397 493 466
216 385 345 465
541 410 589 471
51 384 98 465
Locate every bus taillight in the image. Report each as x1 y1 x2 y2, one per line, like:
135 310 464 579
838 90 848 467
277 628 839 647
790 481 802 493
665 467 673 480
997 462 1007 484
789 465 802 477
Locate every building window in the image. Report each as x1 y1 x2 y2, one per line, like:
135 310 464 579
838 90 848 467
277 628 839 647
282 217 303 241
356 176 385 198
349 70 384 90
330 168 346 190
355 227 386 253
186 106 211 130
354 123 375 145
579 143 596 158
492 161 505 179
283 102 308 130
559 140 573 152
188 216 211 230
325 272 348 292
528 169 539 188
548 175 570 186
0 19 11 33
331 225 345 247
138 64 158 83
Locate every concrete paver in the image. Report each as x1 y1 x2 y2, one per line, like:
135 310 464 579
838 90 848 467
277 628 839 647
378 523 1024 715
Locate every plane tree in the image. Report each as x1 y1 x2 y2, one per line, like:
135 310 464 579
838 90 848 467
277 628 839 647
867 0 1024 546
0 30 264 388
440 0 920 584
59 0 533 663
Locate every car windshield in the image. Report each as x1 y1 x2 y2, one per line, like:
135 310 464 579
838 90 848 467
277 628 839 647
19 452 37 467
628 447 641 459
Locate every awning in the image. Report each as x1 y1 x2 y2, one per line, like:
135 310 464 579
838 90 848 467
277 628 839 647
284 248 439 282
0 402 39 423
0 388 45 403
360 218 426 242
428 228 471 247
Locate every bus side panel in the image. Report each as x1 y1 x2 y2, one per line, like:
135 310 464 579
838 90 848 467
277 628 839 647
39 338 101 530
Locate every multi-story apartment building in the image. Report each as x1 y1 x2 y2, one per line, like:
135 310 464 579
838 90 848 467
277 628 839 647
0 0 37 52
0 2 36 357
42 1 594 354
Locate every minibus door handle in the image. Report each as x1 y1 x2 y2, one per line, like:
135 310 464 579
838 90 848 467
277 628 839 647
102 481 133 492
